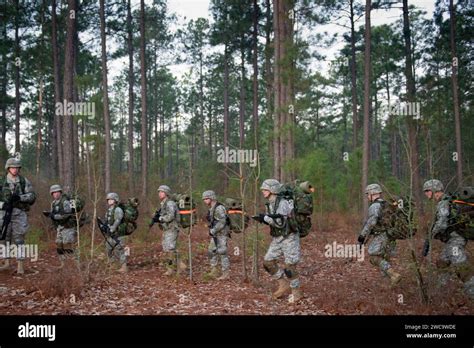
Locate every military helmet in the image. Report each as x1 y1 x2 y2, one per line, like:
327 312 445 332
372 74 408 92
106 192 120 202
202 190 217 200
423 179 444 193
260 179 281 194
49 184 63 194
5 158 21 171
158 185 171 195
365 183 382 195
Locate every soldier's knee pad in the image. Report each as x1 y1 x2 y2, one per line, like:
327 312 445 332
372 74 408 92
63 243 74 255
369 255 382 267
263 260 278 275
216 245 227 256
284 263 298 279
57 248 64 255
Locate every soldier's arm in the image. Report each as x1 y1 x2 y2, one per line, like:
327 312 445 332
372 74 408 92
359 202 382 238
430 200 450 238
264 199 290 229
109 207 124 233
159 201 177 223
211 205 227 233
19 178 36 204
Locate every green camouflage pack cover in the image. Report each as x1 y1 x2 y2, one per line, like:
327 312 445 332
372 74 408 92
377 197 417 240
175 194 197 228
117 197 139 235
278 180 314 238
447 187 474 240
224 198 249 233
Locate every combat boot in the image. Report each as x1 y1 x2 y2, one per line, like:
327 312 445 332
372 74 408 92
217 269 230 280
387 268 401 285
0 259 10 271
118 263 128 273
273 278 291 299
290 288 303 303
208 266 219 278
178 260 187 274
17 260 24 275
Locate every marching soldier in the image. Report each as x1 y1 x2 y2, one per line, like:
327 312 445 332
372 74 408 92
257 179 303 302
357 184 401 285
0 158 36 274
150 185 186 276
48 184 77 267
423 179 474 299
104 192 128 273
202 190 230 280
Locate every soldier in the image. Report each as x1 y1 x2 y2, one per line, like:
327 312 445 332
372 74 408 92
48 184 77 267
150 185 186 276
258 179 303 302
104 192 128 273
357 184 401 285
0 158 36 274
202 190 230 280
422 179 474 299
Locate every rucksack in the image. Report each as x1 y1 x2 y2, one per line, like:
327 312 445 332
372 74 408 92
175 194 197 228
206 202 231 231
117 197 139 235
447 187 474 240
64 193 88 228
223 198 249 233
378 197 417 240
276 180 314 238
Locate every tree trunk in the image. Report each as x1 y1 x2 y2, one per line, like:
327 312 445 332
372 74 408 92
36 78 43 176
350 0 359 149
273 0 281 180
223 44 229 187
139 0 148 197
402 0 422 214
127 0 134 193
14 0 20 153
449 0 463 186
62 0 77 192
239 40 246 150
362 0 371 217
51 0 63 180
100 0 111 193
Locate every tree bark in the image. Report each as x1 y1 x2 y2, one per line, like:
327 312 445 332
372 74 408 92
100 0 111 193
350 0 359 149
14 0 20 153
223 44 229 187
362 0 371 216
139 0 148 197
449 0 463 186
127 0 134 193
62 0 77 192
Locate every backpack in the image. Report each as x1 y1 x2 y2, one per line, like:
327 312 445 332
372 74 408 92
447 187 474 240
64 193 88 228
117 197 140 235
276 180 314 238
175 194 197 228
223 198 249 233
378 197 417 240
206 202 231 231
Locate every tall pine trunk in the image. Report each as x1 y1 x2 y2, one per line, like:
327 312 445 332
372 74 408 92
127 0 134 193
139 0 148 197
362 0 371 216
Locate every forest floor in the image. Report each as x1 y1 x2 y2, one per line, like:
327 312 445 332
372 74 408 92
0 212 473 315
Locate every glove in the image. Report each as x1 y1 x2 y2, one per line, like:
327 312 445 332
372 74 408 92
357 235 366 245
209 228 216 237
251 214 266 224
11 193 21 203
263 215 273 224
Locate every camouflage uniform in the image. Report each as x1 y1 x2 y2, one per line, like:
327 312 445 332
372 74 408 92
50 185 77 260
159 196 180 271
0 159 36 269
105 204 127 266
358 184 400 285
430 193 474 298
207 201 230 273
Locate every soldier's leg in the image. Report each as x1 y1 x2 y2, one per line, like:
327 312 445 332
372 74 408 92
368 234 400 284
114 236 128 273
0 212 12 270
263 237 284 279
62 227 78 265
162 229 179 274
11 210 28 274
208 238 219 269
55 227 65 266
281 233 301 289
215 234 230 280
